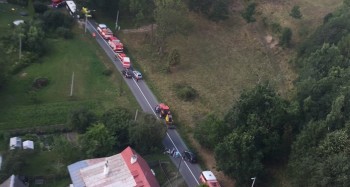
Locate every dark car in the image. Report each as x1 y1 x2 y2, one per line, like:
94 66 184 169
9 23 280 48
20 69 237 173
182 151 197 163
122 69 132 78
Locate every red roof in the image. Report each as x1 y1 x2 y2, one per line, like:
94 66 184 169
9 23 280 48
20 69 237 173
121 147 160 187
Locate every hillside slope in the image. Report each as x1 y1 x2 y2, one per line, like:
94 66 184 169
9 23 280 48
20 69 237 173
119 0 342 185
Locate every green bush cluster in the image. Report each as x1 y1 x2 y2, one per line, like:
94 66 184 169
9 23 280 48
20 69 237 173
174 83 198 101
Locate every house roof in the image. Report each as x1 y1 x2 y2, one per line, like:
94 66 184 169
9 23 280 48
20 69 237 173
9 137 21 150
0 175 26 187
68 146 159 187
23 140 34 149
121 147 160 187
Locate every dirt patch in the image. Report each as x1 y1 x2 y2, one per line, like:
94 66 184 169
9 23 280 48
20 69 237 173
265 34 279 48
20 72 27 77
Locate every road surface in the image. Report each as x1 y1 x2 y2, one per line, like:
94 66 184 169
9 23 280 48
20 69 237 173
85 20 202 187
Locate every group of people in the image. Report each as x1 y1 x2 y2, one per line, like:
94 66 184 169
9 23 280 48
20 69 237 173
164 147 181 158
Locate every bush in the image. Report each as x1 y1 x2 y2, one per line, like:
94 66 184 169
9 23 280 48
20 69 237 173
7 0 28 6
271 22 282 33
11 52 39 74
290 5 302 19
174 83 198 101
241 3 256 23
56 27 73 39
102 69 113 76
32 77 49 89
33 2 48 14
280 27 293 47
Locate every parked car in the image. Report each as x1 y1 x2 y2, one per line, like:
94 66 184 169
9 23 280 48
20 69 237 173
133 70 142 80
182 151 197 163
122 69 132 78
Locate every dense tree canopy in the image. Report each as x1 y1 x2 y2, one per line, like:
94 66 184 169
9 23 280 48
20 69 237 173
80 123 116 157
101 107 132 150
128 113 166 154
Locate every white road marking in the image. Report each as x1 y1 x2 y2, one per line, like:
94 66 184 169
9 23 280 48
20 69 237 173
87 20 200 185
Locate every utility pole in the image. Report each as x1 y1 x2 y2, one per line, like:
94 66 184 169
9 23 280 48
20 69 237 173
115 10 119 30
176 155 183 187
19 34 22 60
85 15 88 33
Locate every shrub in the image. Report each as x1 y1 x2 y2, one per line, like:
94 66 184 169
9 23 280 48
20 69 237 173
280 27 293 47
56 27 73 39
323 13 333 24
33 2 48 14
290 5 302 19
7 0 28 6
32 77 49 89
174 83 198 101
271 22 282 33
102 69 113 76
168 49 181 66
241 3 256 23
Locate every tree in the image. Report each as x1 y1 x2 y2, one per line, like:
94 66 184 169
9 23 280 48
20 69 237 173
194 114 225 150
344 0 350 6
0 150 33 181
154 0 192 55
209 0 229 21
168 49 181 66
241 3 256 23
42 10 74 31
213 84 293 185
33 1 48 14
101 107 132 149
0 49 9 89
128 113 166 154
215 132 263 186
67 107 96 133
290 5 302 19
80 123 116 157
52 136 82 164
279 27 292 47
338 34 350 58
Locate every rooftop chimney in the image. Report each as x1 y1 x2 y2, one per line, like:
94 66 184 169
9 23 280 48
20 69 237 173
103 160 109 176
131 154 137 164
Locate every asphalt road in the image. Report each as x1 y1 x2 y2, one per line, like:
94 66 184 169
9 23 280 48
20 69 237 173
85 20 203 187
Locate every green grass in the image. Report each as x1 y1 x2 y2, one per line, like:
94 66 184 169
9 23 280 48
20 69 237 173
0 25 138 131
0 3 29 37
144 153 185 186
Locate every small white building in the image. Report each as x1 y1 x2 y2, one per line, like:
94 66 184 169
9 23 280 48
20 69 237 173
9 137 22 150
13 20 24 26
23 140 34 150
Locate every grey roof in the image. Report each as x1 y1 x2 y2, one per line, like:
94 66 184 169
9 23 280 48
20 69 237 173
67 160 88 187
0 175 26 187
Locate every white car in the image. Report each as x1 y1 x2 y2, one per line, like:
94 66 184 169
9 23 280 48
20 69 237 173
133 71 142 80
97 24 107 33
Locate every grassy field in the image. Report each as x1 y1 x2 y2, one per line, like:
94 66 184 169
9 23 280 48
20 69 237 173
0 4 139 130
118 0 343 186
0 3 29 37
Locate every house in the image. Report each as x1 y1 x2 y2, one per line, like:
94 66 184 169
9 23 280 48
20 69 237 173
67 146 160 187
9 137 21 150
0 175 26 187
22 140 34 150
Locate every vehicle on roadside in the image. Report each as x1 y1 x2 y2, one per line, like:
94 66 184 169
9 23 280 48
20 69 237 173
97 24 113 40
199 171 221 187
108 36 123 52
182 150 197 163
116 53 131 69
122 69 132 78
133 70 142 80
155 103 174 128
